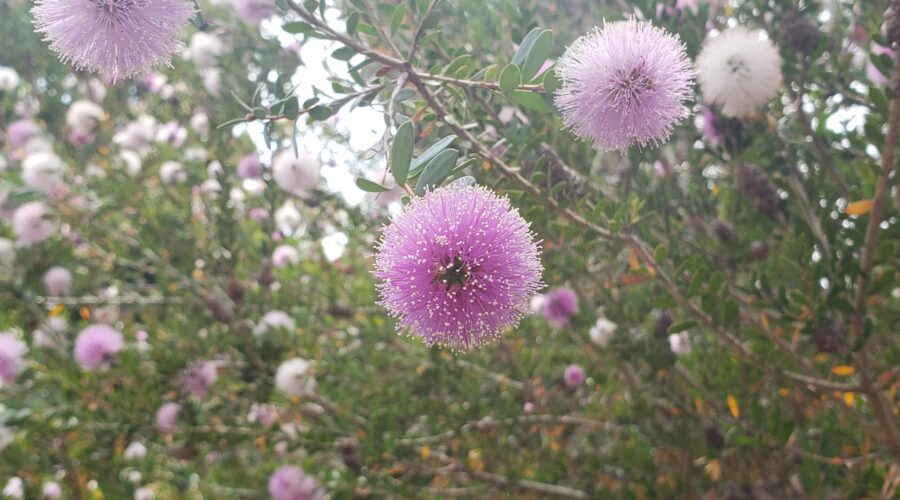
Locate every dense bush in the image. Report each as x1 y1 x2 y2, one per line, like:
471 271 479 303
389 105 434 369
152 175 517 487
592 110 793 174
1 0 898 497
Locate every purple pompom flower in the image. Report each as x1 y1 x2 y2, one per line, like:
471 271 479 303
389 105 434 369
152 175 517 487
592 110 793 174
375 184 542 351
268 465 324 500
155 402 181 432
181 361 217 398
0 334 28 384
541 287 579 328
73 324 124 370
555 19 695 150
31 0 196 82
237 154 264 179
563 364 585 388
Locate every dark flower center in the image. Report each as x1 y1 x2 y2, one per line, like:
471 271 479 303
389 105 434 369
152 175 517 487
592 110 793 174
726 56 748 76
610 64 655 106
93 0 143 17
432 255 473 290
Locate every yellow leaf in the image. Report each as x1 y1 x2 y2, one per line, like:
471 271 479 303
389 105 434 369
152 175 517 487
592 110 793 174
845 199 875 216
421 444 430 460
629 247 639 271
727 395 740 419
843 392 855 406
832 365 856 377
778 388 790 397
50 303 65 318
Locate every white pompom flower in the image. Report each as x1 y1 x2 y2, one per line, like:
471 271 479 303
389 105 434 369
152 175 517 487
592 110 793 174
272 149 320 196
696 28 783 118
275 357 316 397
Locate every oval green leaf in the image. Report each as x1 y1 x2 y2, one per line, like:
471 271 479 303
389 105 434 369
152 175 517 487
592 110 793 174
391 121 414 187
415 148 459 195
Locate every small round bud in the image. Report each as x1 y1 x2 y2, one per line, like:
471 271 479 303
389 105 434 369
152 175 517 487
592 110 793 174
655 311 673 338
749 241 769 261
705 425 725 450
780 12 821 55
713 220 735 243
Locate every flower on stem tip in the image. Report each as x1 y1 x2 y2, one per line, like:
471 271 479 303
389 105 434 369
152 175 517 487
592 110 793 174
374 184 542 351
32 0 196 82
555 19 695 150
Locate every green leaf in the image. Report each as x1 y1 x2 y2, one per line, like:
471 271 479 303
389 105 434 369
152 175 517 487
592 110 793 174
283 21 314 34
521 29 553 82
721 300 739 326
654 244 667 262
390 3 406 35
511 28 541 67
409 135 457 176
331 47 356 61
415 148 459 195
216 117 247 130
668 320 697 334
444 55 474 76
509 90 550 113
357 22 378 37
499 64 522 95
870 86 889 116
355 177 391 192
282 97 300 120
542 68 561 94
308 105 333 121
391 121 414 187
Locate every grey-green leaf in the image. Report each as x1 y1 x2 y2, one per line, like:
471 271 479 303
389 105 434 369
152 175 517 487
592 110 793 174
499 64 521 95
390 3 406 35
521 30 553 82
409 135 457 177
511 28 541 67
355 177 391 192
415 148 459 195
282 97 300 120
391 121 414 186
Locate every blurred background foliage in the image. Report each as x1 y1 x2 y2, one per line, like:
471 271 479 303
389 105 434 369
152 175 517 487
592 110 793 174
1 0 899 498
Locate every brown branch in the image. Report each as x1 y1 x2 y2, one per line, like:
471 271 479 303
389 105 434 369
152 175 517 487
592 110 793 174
849 48 900 462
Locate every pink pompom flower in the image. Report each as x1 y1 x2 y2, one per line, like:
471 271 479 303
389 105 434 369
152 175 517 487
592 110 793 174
540 287 579 328
155 402 181 432
42 266 73 296
563 364 585 388
12 202 55 246
32 0 196 82
268 465 324 500
0 334 28 384
73 324 124 370
375 184 542 351
555 19 694 150
272 245 300 268
6 120 41 148
236 154 264 179
181 361 217 398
